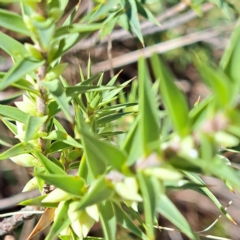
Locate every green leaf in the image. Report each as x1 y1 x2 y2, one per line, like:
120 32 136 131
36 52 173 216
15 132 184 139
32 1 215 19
34 150 66 175
80 128 127 172
97 112 132 125
98 201 116 240
220 20 240 98
43 130 82 148
45 200 71 240
125 0 144 46
55 24 102 37
0 58 44 91
114 203 147 240
24 116 48 142
0 8 30 35
49 141 72 154
195 60 232 106
19 195 58 208
150 54 190 136
0 92 22 105
70 176 114 211
74 109 106 176
66 85 114 97
0 104 28 123
137 172 160 239
36 174 85 197
184 172 236 224
82 2 118 23
0 142 33 160
122 117 142 166
0 32 28 61
136 2 160 26
157 194 197 239
138 57 160 155
43 79 72 122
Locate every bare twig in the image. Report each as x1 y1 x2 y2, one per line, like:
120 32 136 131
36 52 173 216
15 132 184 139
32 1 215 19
0 206 39 236
85 23 234 74
0 190 40 211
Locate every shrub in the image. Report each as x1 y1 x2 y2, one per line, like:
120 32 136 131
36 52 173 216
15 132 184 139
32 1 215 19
0 1 239 240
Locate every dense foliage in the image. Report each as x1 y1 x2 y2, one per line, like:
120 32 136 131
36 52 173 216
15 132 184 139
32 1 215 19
0 0 240 239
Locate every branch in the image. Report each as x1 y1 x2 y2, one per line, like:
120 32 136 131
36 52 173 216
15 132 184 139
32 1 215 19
0 206 39 236
85 23 234 75
0 190 40 211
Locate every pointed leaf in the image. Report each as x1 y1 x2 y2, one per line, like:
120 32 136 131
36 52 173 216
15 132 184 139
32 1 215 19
0 104 28 123
137 172 160 239
126 0 144 45
43 130 82 148
114 203 147 240
70 177 114 211
139 57 160 155
157 194 197 239
80 128 127 172
43 80 72 122
0 32 28 61
0 8 30 35
36 174 85 197
150 54 189 136
0 58 44 91
19 195 58 208
98 201 116 240
25 116 48 142
45 200 71 240
0 142 33 160
34 150 66 175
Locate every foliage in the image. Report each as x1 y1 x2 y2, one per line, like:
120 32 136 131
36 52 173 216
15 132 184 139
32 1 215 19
0 0 240 240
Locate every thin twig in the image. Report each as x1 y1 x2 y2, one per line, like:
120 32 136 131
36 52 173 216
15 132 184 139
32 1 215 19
85 23 234 74
0 206 39 236
0 190 40 211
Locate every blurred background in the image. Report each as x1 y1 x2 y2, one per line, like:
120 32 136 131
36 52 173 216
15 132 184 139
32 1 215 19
0 0 240 239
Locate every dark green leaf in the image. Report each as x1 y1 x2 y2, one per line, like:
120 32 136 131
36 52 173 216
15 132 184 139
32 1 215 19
43 80 72 122
150 54 189 136
0 8 30 35
98 201 116 240
0 142 33 160
36 174 85 197
45 200 71 240
34 150 66 175
139 57 160 155
24 116 48 142
157 194 197 239
0 58 44 90
114 203 147 239
19 195 58 208
0 32 28 61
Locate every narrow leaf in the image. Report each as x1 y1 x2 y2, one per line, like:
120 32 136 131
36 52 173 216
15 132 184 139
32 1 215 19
157 194 197 239
45 201 71 240
0 8 30 35
139 57 160 155
0 104 28 123
0 142 33 160
43 80 72 122
98 201 116 240
0 58 44 91
34 150 66 175
36 174 85 198
24 116 48 142
150 54 189 136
